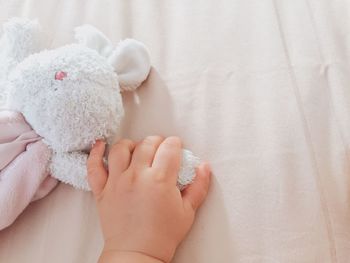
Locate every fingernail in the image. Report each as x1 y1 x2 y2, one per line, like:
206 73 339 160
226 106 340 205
165 136 181 146
202 162 211 175
92 139 105 147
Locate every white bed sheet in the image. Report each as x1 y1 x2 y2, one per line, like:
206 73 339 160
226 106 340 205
0 0 350 262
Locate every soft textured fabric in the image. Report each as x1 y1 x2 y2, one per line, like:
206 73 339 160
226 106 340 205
0 1 350 263
0 111 58 229
1 18 198 191
0 111 39 169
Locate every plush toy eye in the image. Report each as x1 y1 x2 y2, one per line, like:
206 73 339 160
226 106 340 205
55 71 67 80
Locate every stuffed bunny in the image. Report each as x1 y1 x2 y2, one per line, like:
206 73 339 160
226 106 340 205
0 18 199 229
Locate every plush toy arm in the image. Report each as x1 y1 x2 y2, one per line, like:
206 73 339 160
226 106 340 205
178 149 200 190
50 151 90 191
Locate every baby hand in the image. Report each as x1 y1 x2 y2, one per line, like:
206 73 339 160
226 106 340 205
87 136 211 263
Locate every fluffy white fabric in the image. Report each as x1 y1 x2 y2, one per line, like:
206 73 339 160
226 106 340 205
0 18 47 80
1 18 198 190
178 149 201 190
50 151 89 190
108 39 151 91
0 18 47 108
7 44 123 152
75 25 151 92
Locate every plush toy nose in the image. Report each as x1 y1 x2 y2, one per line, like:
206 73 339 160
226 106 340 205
55 71 67 80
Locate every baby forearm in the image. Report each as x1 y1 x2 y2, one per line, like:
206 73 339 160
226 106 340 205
98 250 164 263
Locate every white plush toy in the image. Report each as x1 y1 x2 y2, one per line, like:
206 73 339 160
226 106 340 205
0 18 199 192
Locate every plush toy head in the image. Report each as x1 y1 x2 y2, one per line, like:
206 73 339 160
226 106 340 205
3 19 150 153
0 18 198 191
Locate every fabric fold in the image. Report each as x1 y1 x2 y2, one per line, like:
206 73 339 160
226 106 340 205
0 111 58 230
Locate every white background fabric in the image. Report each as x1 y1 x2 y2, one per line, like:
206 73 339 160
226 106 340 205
0 0 350 262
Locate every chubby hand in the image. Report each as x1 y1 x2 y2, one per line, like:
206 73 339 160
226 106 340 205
87 136 211 263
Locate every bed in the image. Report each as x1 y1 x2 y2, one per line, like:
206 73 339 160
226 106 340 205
0 0 349 262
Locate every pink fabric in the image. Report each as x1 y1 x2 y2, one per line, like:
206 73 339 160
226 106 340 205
0 111 58 230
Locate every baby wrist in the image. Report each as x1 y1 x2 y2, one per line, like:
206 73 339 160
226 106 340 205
99 250 166 263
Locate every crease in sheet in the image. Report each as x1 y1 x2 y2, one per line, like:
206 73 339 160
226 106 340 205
305 0 350 164
271 0 337 261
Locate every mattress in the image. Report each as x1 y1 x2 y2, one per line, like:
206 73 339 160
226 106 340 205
0 0 350 262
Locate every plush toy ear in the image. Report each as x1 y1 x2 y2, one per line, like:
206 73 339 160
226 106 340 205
0 18 47 81
108 39 151 91
74 25 151 91
74 25 114 58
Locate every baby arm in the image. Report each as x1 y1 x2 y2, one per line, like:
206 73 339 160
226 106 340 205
87 136 211 263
